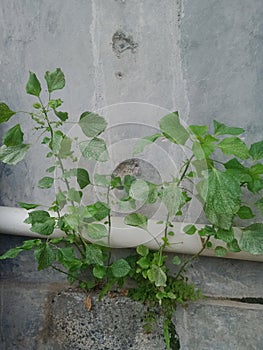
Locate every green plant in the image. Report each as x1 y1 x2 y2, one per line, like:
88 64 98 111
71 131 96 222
0 68 262 349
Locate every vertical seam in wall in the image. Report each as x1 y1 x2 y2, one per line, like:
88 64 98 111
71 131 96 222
171 0 190 122
90 0 107 111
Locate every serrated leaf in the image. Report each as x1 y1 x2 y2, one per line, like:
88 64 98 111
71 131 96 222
124 213 148 230
111 259 131 278
44 68 65 93
249 141 263 160
213 120 244 136
80 138 108 162
38 177 54 189
239 223 263 254
0 144 30 164
197 169 241 230
183 224 196 235
133 133 162 155
26 71 42 96
224 158 252 183
79 112 107 137
85 244 104 266
3 124 23 146
0 103 16 123
18 202 39 210
159 112 189 145
0 247 23 260
25 210 55 236
77 168 90 189
161 183 182 216
218 137 250 159
87 223 108 239
237 206 254 219
136 245 149 257
188 125 208 136
34 243 55 270
215 246 227 257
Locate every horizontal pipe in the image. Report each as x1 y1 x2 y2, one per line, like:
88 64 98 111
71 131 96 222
0 206 262 262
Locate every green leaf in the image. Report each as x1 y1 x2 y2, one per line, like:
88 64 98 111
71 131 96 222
77 168 90 189
79 112 107 137
46 166 56 173
0 247 23 260
44 68 65 93
129 179 150 202
87 223 108 239
0 144 30 164
3 124 23 146
133 133 162 155
255 198 263 214
192 135 218 160
59 135 72 159
215 227 234 243
183 224 196 235
239 223 263 255
25 210 50 224
111 259 131 278
214 246 227 257
38 177 54 189
0 103 16 123
85 244 104 266
250 163 263 175
218 137 250 159
197 169 241 230
172 256 181 265
147 265 167 287
224 158 252 183
161 183 182 216
136 245 149 257
34 243 55 270
213 120 244 136
94 174 111 187
237 206 254 219
54 110 68 121
249 141 263 160
188 125 208 136
227 239 241 252
26 71 42 97
84 202 110 221
80 138 108 161
159 112 189 145
48 99 63 109
93 265 106 279
25 210 55 236
18 202 39 210
124 213 148 230
68 188 82 204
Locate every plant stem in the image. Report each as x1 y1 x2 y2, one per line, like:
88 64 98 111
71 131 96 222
174 236 210 280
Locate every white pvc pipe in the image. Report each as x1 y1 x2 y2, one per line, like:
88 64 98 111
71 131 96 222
0 206 262 262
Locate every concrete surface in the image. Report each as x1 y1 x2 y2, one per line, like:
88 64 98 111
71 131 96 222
0 0 263 349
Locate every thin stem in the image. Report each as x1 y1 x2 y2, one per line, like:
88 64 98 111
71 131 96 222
174 236 210 280
106 185 112 267
51 265 85 284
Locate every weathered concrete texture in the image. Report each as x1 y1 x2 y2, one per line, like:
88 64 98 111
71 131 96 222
1 234 263 349
181 0 263 142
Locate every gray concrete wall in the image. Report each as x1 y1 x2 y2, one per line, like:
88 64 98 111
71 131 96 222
0 1 263 349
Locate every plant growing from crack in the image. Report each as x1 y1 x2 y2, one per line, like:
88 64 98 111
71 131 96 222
0 69 263 349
